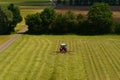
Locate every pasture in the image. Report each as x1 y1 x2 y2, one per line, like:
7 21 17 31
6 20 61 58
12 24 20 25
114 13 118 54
0 1 120 79
0 35 120 80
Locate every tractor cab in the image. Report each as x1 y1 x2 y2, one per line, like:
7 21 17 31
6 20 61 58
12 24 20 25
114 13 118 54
59 43 67 52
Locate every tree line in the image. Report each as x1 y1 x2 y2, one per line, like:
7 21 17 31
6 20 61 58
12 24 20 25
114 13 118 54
25 3 120 35
0 3 120 35
0 4 22 34
56 0 120 6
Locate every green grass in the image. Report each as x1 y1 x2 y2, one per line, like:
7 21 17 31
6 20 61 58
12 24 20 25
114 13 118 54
0 35 120 80
0 35 13 45
0 0 50 6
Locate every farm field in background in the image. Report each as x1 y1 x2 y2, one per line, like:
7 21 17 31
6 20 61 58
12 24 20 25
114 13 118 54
0 0 49 5
0 0 50 45
0 35 13 45
55 9 120 23
0 1 120 79
0 0 50 32
0 0 49 2
0 35 120 80
15 6 46 32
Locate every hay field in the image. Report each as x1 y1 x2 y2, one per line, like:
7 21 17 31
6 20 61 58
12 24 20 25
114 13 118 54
0 35 120 80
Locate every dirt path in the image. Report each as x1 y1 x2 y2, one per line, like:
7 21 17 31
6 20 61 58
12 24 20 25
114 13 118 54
0 27 28 53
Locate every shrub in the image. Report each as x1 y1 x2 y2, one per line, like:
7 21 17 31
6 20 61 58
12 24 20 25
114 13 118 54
88 2 113 34
114 24 120 34
63 11 78 33
51 14 64 34
25 7 56 34
25 13 42 34
77 20 93 35
51 11 78 34
76 13 85 34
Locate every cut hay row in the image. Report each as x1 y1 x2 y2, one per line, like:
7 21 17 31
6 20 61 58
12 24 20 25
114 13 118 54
100 41 120 79
0 35 120 80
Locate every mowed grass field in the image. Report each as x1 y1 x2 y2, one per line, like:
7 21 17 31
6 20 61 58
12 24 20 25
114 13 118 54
0 35 13 45
0 35 120 80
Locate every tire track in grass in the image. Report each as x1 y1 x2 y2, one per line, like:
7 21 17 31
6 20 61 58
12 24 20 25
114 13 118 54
50 39 69 80
5 36 40 80
113 41 120 52
89 40 109 80
34 38 52 80
98 42 116 80
20 38 49 80
58 39 68 79
0 36 25 66
78 39 89 80
86 40 102 80
26 38 52 80
66 40 77 80
101 40 120 79
102 41 120 79
53 40 67 80
69 40 79 80
18 37 44 80
0 36 32 79
72 40 86 80
24 38 44 80
0 36 30 79
79 39 95 80
106 41 120 72
57 39 68 80
1 36 41 80
0 37 26 75
79 39 92 80
10 39 42 80
111 40 120 68
48 39 61 80
65 55 69 80
95 40 111 80
99 42 120 80
84 39 99 80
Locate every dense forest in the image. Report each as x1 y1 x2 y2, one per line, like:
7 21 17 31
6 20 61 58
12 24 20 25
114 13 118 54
55 0 120 6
